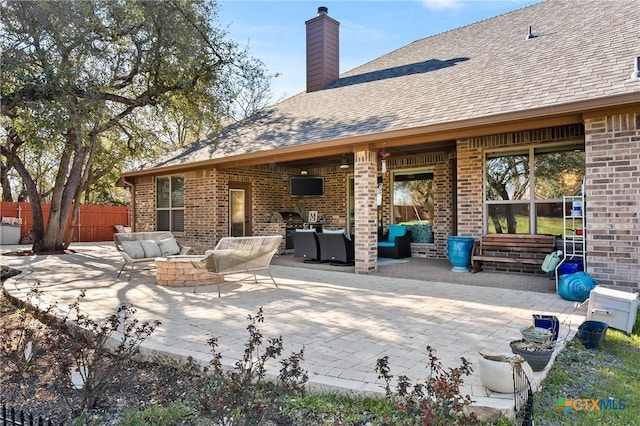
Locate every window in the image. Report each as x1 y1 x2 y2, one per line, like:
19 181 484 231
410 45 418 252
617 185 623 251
392 170 434 225
485 144 584 235
156 176 184 232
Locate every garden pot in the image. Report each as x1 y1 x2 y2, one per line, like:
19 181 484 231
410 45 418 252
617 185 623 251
533 314 559 341
447 236 474 273
577 320 608 349
510 340 554 372
478 354 534 393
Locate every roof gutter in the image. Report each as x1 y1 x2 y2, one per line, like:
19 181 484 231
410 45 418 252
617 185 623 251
120 92 640 178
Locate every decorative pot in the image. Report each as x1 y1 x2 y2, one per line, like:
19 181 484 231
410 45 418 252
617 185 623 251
510 340 554 372
478 354 533 393
533 314 559 341
447 236 474 273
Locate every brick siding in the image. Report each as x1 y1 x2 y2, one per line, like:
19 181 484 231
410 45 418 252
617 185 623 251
584 111 640 291
131 120 636 289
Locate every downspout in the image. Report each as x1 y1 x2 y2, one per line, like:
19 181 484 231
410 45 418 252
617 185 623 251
122 177 135 232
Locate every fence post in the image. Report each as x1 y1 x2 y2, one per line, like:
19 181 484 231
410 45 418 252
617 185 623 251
77 206 81 242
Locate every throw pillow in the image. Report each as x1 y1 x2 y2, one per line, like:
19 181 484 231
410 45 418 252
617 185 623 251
157 237 181 256
121 241 144 259
387 225 407 241
139 240 162 258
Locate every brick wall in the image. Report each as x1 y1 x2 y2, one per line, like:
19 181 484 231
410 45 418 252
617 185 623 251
456 124 586 273
133 176 155 232
584 110 640 291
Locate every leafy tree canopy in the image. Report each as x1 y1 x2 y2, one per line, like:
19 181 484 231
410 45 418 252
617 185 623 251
1 0 271 251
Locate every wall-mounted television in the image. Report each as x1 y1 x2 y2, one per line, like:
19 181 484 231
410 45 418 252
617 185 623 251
290 176 324 197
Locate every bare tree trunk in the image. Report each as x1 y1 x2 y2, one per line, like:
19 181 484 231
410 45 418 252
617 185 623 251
35 129 88 252
1 160 14 201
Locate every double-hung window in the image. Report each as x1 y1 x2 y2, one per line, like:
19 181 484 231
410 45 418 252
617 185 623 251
485 144 584 235
156 176 184 232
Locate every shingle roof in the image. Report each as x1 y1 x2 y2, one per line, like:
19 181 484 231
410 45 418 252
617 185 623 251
145 0 640 172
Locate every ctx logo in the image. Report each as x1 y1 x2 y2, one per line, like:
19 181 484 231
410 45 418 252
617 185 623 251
555 397 626 414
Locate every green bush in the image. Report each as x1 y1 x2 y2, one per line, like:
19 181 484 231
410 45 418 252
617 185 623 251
375 345 478 425
198 307 308 425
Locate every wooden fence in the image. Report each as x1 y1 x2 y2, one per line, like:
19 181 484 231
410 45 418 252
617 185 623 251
0 201 130 243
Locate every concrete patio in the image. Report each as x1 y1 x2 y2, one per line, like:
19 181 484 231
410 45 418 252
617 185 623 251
1 242 587 419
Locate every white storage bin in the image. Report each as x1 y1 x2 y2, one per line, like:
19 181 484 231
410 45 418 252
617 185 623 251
587 286 638 334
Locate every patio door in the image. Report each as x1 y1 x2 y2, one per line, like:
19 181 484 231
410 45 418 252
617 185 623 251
229 182 252 237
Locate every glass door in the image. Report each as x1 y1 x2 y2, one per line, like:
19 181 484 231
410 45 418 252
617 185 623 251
229 188 245 237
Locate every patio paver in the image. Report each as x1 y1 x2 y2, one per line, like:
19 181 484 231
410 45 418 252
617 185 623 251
1 242 586 418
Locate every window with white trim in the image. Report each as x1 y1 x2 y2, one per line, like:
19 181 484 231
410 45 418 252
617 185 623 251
485 144 584 235
156 176 184 232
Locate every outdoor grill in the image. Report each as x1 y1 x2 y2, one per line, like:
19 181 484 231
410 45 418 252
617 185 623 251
272 211 305 249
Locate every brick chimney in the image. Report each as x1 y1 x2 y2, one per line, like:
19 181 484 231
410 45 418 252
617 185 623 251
305 6 339 93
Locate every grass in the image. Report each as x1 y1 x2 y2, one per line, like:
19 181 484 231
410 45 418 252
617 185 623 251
532 314 640 425
487 214 570 235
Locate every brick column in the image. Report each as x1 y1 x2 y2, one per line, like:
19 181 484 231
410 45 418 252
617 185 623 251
353 149 378 273
584 110 640 291
456 139 484 238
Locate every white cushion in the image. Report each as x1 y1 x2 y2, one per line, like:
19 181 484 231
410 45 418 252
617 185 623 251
122 241 144 259
295 228 316 232
157 237 181 256
139 240 162 258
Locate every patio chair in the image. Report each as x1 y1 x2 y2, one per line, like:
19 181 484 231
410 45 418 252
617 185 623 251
293 229 321 262
317 230 354 265
378 224 412 259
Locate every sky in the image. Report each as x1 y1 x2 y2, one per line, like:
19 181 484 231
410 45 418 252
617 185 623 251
217 0 542 102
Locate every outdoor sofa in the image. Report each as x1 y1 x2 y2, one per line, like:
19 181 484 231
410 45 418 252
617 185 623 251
114 231 192 280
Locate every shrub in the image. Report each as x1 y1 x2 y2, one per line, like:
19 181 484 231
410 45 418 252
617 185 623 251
375 345 478 425
0 283 60 373
198 306 308 425
53 290 161 416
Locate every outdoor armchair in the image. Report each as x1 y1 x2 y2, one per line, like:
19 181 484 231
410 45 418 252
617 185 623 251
377 224 412 259
317 229 354 265
292 229 321 262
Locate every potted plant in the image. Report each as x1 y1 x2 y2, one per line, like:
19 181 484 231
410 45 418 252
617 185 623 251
509 339 554 372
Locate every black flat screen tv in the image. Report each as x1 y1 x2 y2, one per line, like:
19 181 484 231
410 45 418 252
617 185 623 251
290 176 324 197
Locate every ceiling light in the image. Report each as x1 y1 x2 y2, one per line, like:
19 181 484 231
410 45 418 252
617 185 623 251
339 154 350 169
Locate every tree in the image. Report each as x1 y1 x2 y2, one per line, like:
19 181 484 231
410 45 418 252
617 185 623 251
1 0 266 252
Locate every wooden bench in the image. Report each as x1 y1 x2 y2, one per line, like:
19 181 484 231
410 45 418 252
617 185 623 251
471 234 556 273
